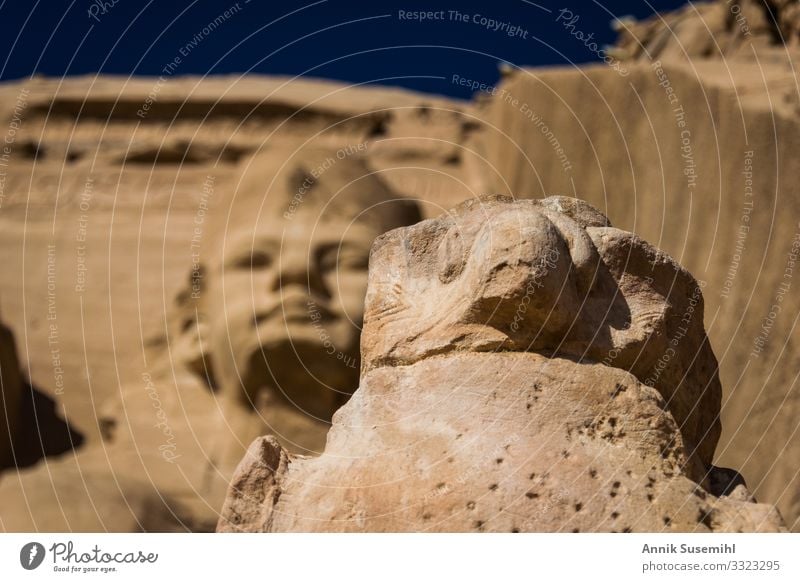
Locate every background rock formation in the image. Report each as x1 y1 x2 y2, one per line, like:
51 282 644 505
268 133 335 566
0 23 796 531
0 76 486 530
613 0 800 63
0 145 423 531
474 55 800 531
0 75 475 452
218 197 784 533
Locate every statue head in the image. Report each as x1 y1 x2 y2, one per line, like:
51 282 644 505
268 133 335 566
171 145 421 436
362 195 721 468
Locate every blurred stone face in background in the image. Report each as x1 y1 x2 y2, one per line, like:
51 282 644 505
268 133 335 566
202 146 422 450
206 201 374 422
0 74 472 531
0 9 798 534
0 142 424 531
217 196 782 534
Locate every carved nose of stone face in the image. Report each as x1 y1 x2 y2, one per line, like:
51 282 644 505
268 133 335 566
459 208 579 340
271 247 328 300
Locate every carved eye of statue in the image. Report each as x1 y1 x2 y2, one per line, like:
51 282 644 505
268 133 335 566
317 245 338 272
229 249 273 270
247 250 273 269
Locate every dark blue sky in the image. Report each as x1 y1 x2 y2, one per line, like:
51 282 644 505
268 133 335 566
0 0 686 99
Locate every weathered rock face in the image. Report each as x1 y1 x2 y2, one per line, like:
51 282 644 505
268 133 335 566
361 195 721 471
0 75 477 453
475 57 800 530
0 50 791 534
0 147 423 532
218 197 784 533
198 144 422 454
612 0 798 63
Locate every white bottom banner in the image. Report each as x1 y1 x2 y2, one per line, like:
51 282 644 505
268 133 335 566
0 533 797 581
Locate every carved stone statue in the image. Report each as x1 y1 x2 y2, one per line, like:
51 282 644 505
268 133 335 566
198 145 420 453
0 146 421 531
218 196 785 532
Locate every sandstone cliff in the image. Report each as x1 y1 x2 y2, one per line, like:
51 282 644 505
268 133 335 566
475 55 800 531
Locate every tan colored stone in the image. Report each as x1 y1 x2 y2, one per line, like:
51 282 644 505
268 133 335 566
0 74 474 453
0 146 422 531
612 0 797 63
218 197 783 532
361 195 720 470
477 57 800 530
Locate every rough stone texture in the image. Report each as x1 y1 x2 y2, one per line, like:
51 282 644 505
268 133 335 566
0 75 477 451
611 0 798 63
218 197 784 533
0 48 794 534
0 146 422 531
362 196 721 470
476 58 800 531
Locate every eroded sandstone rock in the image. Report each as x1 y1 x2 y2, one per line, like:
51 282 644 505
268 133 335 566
612 0 797 63
0 146 422 531
218 196 785 532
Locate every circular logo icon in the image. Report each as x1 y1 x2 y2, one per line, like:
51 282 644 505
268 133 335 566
20 542 46 570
